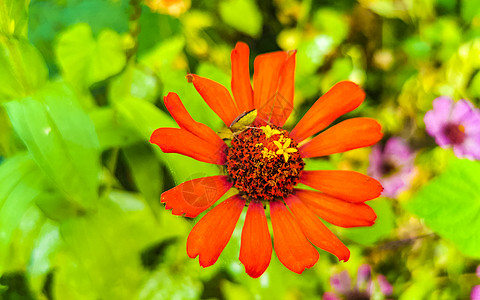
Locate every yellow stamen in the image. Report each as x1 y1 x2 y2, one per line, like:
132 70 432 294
274 138 297 162
260 125 282 139
261 147 277 160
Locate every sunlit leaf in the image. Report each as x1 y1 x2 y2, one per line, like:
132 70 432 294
4 82 100 208
55 23 126 89
0 0 29 37
404 159 480 258
90 107 141 150
0 153 48 275
122 143 163 214
108 62 159 103
54 191 184 299
0 36 48 101
219 0 263 37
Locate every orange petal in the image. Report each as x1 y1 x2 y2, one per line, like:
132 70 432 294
285 195 350 262
231 42 254 113
161 176 233 218
253 51 296 126
300 170 383 203
163 92 227 152
270 200 319 274
299 118 383 158
290 81 366 143
187 195 245 267
150 128 226 164
295 189 377 228
187 74 239 127
240 200 272 278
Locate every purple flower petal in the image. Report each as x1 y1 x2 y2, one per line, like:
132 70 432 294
425 96 480 160
451 99 475 124
368 137 416 198
424 97 454 136
377 275 393 295
471 285 480 300
323 292 341 300
356 264 372 288
384 137 413 160
330 270 351 294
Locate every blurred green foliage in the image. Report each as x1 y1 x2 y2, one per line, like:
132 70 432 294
0 0 479 299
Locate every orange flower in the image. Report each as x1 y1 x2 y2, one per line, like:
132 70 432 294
150 42 383 278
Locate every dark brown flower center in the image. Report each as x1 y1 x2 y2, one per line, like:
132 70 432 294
443 123 465 145
226 125 304 202
380 160 397 177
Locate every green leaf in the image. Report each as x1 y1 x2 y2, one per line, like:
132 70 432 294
89 107 141 150
54 191 183 299
0 0 29 37
116 96 218 184
0 36 48 101
312 9 349 44
27 221 61 296
122 143 163 214
219 0 263 37
341 198 395 246
4 82 100 208
55 23 126 89
0 153 48 275
108 62 159 103
404 158 480 258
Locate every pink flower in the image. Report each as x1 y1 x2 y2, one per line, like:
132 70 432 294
424 96 480 160
323 264 393 299
368 137 416 198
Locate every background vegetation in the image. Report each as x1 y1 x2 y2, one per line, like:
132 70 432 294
0 0 480 299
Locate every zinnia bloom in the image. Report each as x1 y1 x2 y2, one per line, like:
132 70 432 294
424 96 480 160
368 137 416 198
150 42 383 277
323 264 393 300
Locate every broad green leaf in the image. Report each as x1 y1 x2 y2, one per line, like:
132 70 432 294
55 23 126 89
4 205 45 272
0 36 48 101
219 0 263 37
54 191 184 299
122 143 163 215
28 0 130 68
341 198 395 246
139 37 223 129
108 62 159 103
137 6 182 56
139 35 185 73
0 153 48 275
27 221 61 298
90 107 141 150
116 96 218 184
404 159 480 258
138 268 202 300
312 9 348 44
296 35 334 75
0 0 29 37
4 82 100 208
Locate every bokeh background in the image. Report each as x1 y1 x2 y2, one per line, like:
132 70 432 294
1 0 480 299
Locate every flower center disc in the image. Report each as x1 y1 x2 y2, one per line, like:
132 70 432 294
443 122 466 145
226 125 305 202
